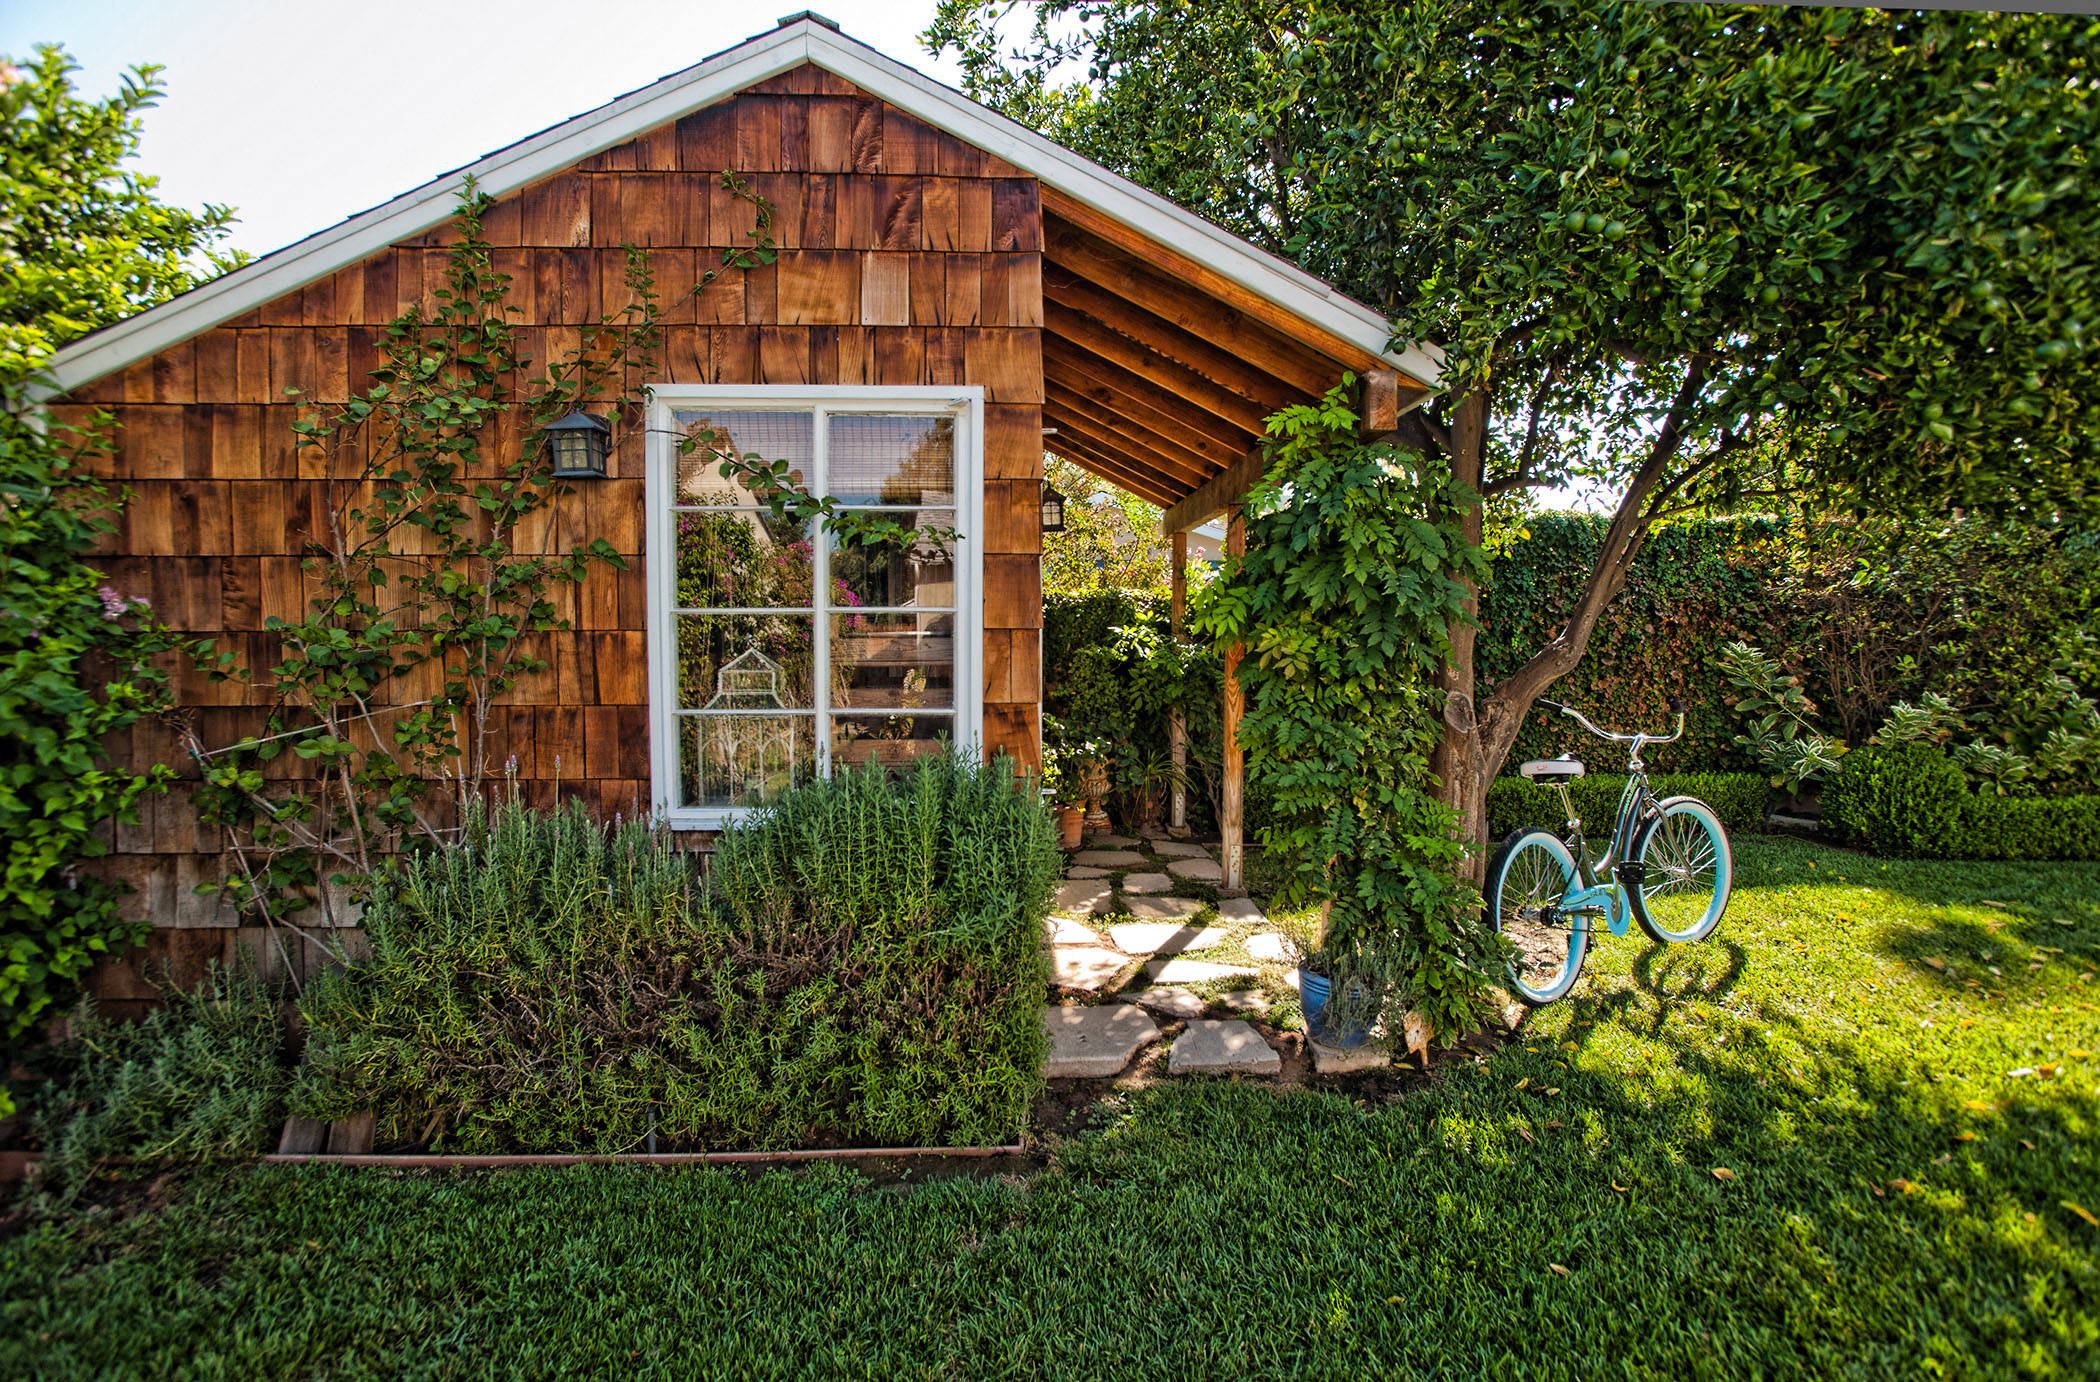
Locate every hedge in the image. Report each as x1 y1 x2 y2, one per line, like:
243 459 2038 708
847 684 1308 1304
1482 513 2097 774
1487 771 1770 839
1824 744 2100 861
294 754 1058 1153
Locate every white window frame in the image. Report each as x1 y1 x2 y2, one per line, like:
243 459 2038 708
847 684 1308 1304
644 384 985 831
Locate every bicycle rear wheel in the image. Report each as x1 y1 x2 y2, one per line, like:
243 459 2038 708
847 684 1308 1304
1486 829 1586 1006
1629 797 1733 943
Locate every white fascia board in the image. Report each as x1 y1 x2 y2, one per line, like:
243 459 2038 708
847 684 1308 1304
40 18 1443 403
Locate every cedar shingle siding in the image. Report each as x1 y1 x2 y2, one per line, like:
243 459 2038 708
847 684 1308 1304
55 64 1044 1000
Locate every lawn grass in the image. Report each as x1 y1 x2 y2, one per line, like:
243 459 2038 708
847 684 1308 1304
5 836 2097 1379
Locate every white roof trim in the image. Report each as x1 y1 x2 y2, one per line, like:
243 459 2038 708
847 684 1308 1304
39 18 1443 399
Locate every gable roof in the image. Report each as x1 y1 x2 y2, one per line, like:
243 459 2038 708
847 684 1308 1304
39 15 1442 400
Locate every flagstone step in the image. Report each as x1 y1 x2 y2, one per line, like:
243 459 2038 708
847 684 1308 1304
1107 923 1230 955
1043 1005 1161 1077
1169 1019 1281 1075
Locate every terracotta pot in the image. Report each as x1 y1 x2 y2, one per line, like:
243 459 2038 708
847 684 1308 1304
1056 805 1085 851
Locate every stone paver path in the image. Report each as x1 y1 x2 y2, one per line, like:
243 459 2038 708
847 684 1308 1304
1143 957 1260 985
1123 895 1206 922
1052 947 1130 991
1085 833 1139 848
1215 897 1267 925
1169 1019 1281 1075
1220 988 1269 1015
1167 857 1223 882
1072 849 1146 869
1046 916 1104 946
1065 866 1110 879
1052 881 1114 915
1107 923 1230 955
1246 932 1299 963
1117 987 1209 1019
1150 841 1213 860
1043 1005 1161 1077
1118 871 1172 894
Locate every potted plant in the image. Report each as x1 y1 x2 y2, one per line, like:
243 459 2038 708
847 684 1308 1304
1298 905 1374 1048
1040 733 1087 851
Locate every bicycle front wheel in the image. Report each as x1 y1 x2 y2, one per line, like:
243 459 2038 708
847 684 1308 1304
1629 797 1733 943
1486 829 1586 1006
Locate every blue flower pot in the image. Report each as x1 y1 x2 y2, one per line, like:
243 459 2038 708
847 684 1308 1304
1299 972 1369 1048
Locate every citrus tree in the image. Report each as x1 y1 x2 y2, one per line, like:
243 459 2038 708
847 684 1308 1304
930 0 2100 862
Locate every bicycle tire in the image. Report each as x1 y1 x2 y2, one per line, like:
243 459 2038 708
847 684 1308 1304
1628 796 1733 944
1486 829 1587 1006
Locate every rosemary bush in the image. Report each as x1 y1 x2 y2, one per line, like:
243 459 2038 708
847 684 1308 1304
28 965 287 1189
295 753 1056 1152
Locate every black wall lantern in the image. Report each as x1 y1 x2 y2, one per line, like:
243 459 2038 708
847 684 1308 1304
544 410 611 479
1040 481 1067 533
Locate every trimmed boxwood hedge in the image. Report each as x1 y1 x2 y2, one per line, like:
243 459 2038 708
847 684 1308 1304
1487 771 1769 839
1824 744 2100 861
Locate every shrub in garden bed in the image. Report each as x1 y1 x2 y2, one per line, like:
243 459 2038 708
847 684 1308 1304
1487 771 1769 838
293 754 1058 1154
1825 744 2100 861
26 964 288 1189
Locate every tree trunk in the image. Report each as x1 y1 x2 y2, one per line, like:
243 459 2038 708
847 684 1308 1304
1430 389 1491 882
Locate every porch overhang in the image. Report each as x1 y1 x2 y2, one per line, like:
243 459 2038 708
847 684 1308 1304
1034 186 1437 532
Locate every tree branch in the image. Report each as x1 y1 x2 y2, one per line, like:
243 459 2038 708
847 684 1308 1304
1474 354 1713 772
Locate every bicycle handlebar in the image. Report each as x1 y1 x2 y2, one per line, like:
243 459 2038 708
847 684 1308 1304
1537 698 1686 747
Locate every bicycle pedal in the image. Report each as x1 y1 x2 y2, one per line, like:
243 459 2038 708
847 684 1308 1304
1614 860 1647 891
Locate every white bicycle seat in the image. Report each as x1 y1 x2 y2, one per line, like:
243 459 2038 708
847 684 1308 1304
1518 757 1586 781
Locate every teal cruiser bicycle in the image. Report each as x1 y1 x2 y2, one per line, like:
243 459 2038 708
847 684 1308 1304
1487 696 1733 1006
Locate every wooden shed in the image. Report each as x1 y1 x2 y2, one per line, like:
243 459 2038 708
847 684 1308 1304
41 14 1438 988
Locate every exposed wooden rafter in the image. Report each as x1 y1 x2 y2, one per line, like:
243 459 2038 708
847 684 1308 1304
1045 221 1347 397
1043 275 1309 415
1043 338 1263 451
1050 434 1181 508
1160 448 1269 536
1043 302 1291 441
1042 331 1272 440
1042 187 1423 383
1044 407 1214 495
1045 381 1238 478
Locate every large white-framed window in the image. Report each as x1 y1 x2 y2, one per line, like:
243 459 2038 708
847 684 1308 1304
645 385 985 830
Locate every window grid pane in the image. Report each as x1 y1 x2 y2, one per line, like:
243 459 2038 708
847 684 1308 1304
664 401 969 811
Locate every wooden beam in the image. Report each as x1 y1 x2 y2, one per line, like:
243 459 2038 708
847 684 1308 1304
1046 302 1287 439
1048 435 1181 508
1169 529 1188 837
1160 447 1268 536
1045 380 1233 481
1044 338 1262 451
1045 406 1212 494
1043 188 1402 379
1045 273 1310 415
1046 220 1347 397
1360 370 1401 435
1221 506 1247 890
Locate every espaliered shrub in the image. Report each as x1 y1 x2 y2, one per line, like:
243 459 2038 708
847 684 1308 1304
1487 772 1769 839
1825 744 2100 861
294 754 1057 1153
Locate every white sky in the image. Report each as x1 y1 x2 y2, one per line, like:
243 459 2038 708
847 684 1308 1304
2 1 964 260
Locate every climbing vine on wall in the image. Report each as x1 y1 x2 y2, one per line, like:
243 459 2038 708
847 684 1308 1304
191 176 777 971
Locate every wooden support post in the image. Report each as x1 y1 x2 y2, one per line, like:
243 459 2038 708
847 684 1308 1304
1169 530 1188 837
1221 507 1246 890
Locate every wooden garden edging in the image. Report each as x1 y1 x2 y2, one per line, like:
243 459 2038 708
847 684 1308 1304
266 1145 1029 1169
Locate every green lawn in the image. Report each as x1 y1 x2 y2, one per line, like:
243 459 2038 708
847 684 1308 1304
6 836 2097 1379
